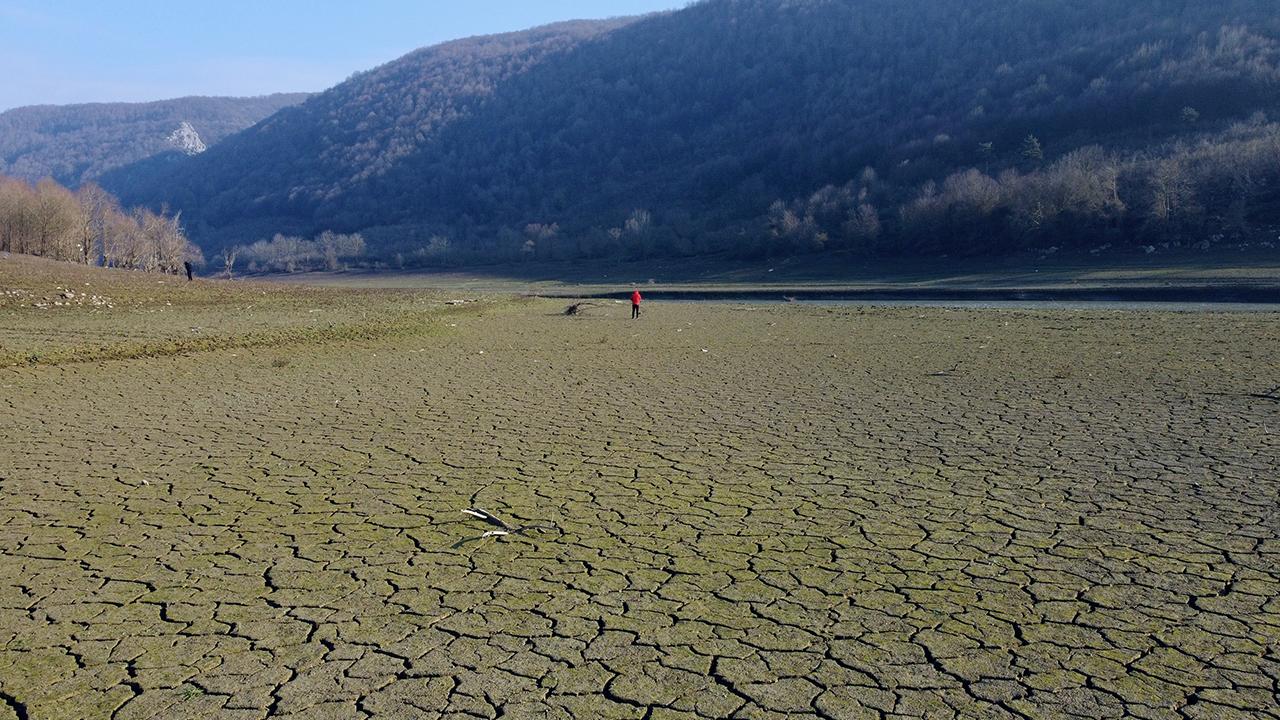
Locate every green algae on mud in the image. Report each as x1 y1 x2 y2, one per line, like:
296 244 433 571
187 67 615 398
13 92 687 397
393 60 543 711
1 261 1278 718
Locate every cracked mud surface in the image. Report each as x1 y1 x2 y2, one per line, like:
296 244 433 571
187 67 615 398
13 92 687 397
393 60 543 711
1 300 1278 719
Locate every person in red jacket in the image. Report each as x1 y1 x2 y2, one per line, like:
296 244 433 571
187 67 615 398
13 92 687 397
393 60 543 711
630 289 643 319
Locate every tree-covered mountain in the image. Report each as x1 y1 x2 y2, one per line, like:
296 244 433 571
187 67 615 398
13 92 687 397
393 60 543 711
108 0 1280 264
0 94 310 187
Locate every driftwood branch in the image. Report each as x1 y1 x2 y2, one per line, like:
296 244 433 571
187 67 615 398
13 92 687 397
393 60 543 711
564 302 601 316
454 508 560 548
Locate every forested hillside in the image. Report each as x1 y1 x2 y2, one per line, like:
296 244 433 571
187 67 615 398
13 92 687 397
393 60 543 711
0 94 309 187
108 0 1280 264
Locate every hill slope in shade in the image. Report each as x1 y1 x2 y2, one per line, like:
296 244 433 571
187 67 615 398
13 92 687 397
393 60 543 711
107 0 1280 264
0 94 310 187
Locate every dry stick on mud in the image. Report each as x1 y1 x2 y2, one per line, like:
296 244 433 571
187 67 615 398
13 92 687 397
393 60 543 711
1251 385 1280 401
1210 385 1280 401
929 360 964 377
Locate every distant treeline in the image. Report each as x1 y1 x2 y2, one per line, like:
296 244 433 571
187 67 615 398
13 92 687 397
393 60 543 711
766 118 1280 257
0 174 200 273
226 231 367 275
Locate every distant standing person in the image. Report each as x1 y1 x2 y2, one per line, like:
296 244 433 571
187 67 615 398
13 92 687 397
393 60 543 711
183 261 194 281
630 289 643 319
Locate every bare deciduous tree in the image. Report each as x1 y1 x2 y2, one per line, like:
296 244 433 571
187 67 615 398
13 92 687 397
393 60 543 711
0 173 198 273
75 183 117 265
221 247 238 279
231 231 366 273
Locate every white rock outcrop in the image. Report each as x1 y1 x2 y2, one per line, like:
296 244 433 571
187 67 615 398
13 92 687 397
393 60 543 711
166 122 207 155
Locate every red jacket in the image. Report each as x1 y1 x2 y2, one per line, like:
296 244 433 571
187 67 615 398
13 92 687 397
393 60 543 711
630 291 643 305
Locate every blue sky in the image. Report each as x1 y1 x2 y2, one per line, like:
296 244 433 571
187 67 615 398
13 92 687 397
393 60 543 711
0 0 686 111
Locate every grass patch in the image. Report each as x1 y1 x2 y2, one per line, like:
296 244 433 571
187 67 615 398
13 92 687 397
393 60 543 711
0 253 508 367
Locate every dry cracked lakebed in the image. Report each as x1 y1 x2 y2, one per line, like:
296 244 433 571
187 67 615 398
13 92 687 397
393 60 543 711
1 299 1278 719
